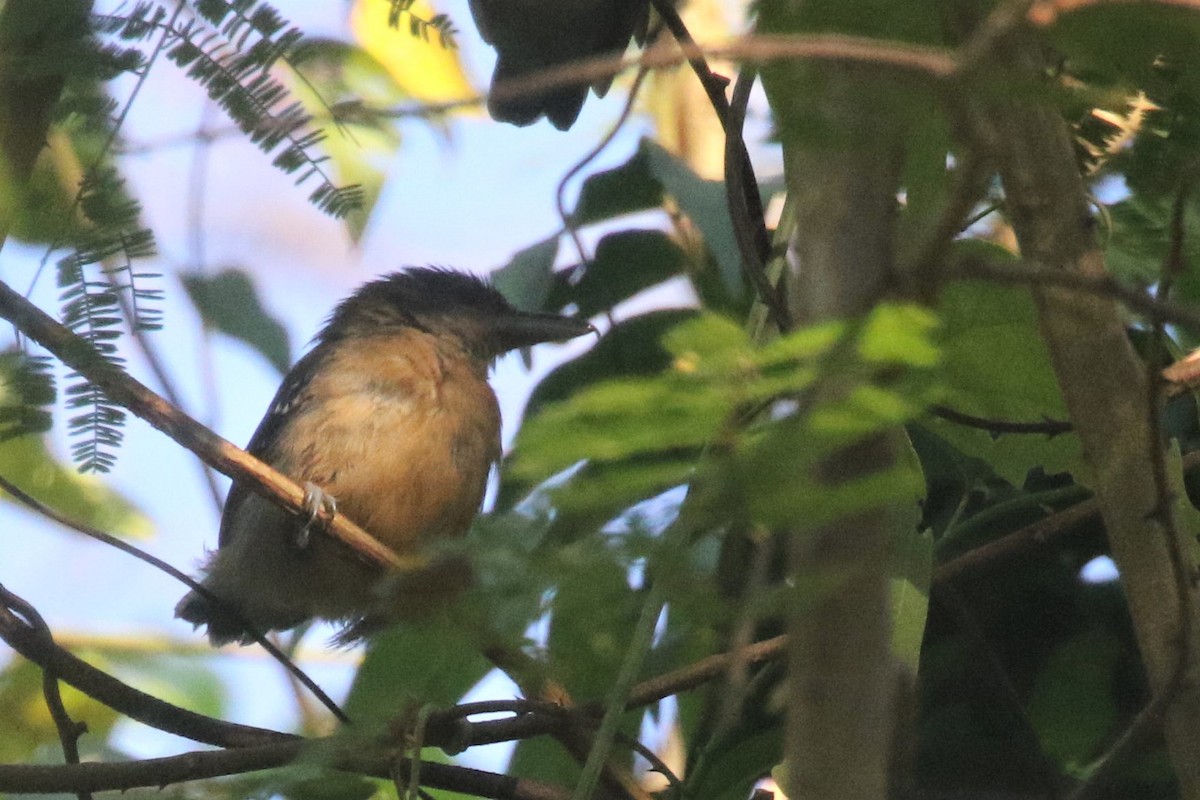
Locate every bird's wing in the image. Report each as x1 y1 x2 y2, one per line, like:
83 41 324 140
217 347 328 548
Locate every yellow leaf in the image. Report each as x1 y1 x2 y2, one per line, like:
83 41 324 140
350 0 477 104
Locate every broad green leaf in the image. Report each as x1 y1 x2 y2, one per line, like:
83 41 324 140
548 229 688 319
934 258 1087 486
747 441 926 532
509 736 580 790
490 235 559 312
689 729 782 800
498 310 698 515
102 649 226 720
517 309 697 417
209 763 377 800
937 271 1067 419
643 140 743 296
1049 5 1200 103
546 539 637 699
858 304 941 367
571 146 665 226
182 269 291 375
1028 631 1119 772
343 617 489 728
1106 196 1200 313
891 527 933 672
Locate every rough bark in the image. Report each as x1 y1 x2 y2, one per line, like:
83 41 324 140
988 34 1200 799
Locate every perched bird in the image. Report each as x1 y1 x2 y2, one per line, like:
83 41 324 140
468 0 651 130
176 268 594 644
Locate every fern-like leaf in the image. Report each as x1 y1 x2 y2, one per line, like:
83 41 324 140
54 167 160 472
0 352 56 443
167 1 362 217
385 0 457 47
58 257 129 473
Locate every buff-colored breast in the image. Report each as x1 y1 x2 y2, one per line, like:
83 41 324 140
195 328 502 630
277 330 502 553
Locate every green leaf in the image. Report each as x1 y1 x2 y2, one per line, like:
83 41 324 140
933 258 1087 486
571 146 664 226
102 649 226 720
688 728 782 800
0 660 120 761
858 303 941 367
891 526 933 672
343 617 489 728
546 540 638 699
213 763 378 800
1106 196 1200 310
0 351 53 441
498 310 698 516
549 229 688 319
182 268 291 374
491 235 560 312
512 315 755 482
509 736 581 790
1028 631 1119 771
642 140 743 296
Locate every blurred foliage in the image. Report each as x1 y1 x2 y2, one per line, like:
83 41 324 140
6 1 1200 800
181 268 292 375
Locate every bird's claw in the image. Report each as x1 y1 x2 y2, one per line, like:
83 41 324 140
296 482 337 550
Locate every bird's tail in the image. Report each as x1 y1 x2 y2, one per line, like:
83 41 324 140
175 590 262 646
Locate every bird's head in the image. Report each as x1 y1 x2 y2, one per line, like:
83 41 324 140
320 267 594 359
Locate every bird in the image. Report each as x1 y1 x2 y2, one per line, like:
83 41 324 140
467 0 651 130
175 267 595 645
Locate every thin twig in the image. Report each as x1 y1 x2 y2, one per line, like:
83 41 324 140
0 588 94 800
649 0 789 329
0 475 349 724
724 67 791 331
555 58 653 266
951 257 1200 331
0 585 293 749
929 404 1072 437
613 730 683 798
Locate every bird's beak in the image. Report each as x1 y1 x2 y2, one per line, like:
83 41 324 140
494 311 596 351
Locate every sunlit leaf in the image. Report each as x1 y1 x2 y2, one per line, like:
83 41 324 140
0 660 120 761
286 40 405 241
350 0 475 103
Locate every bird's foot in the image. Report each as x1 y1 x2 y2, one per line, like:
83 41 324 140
296 482 337 550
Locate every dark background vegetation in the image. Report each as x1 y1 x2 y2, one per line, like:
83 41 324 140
3 1 1200 800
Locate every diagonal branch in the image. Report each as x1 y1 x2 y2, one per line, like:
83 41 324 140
0 278 409 573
